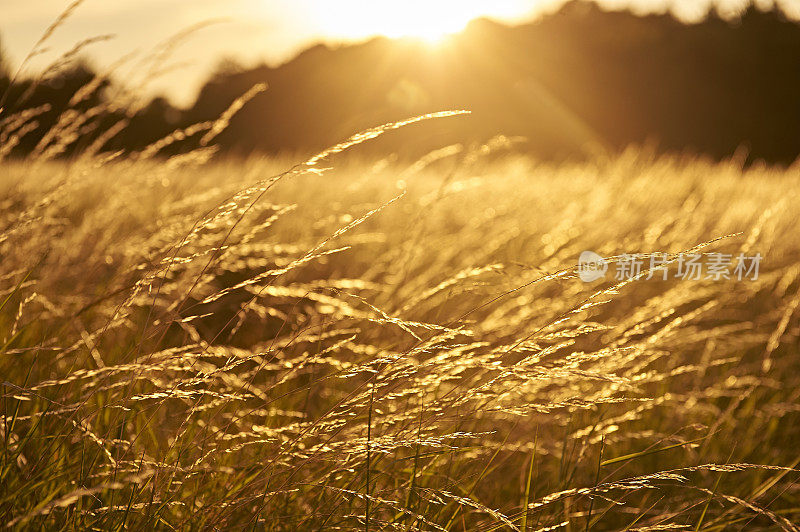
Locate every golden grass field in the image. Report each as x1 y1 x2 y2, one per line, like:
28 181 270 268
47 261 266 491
2 108 800 530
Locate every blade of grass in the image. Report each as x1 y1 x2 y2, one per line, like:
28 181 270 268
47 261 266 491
521 427 538 532
601 435 708 467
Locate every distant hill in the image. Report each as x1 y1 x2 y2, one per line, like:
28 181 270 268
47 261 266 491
178 1 800 164
4 0 800 164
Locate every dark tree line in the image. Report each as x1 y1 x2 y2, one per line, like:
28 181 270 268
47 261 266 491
2 1 800 163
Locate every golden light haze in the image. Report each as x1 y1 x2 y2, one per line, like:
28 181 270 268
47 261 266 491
0 0 793 105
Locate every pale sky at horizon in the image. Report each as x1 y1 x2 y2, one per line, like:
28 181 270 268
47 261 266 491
0 0 792 106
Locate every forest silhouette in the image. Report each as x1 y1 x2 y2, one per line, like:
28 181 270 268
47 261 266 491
2 0 799 164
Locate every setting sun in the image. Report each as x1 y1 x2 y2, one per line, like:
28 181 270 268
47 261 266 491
307 0 535 42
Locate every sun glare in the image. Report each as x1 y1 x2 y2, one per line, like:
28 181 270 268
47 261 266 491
309 1 531 43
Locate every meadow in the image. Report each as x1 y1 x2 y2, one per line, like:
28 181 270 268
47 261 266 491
2 106 800 530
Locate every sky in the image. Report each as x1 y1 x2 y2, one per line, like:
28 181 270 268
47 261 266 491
0 0 792 106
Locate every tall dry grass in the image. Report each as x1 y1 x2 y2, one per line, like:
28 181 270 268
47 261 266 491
2 6 800 530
